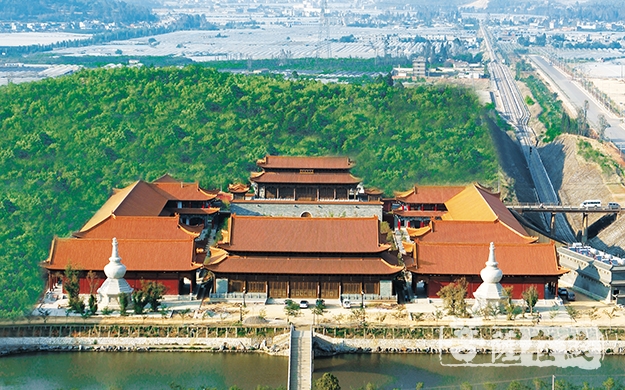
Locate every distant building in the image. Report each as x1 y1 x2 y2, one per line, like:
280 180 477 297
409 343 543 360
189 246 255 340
391 57 426 81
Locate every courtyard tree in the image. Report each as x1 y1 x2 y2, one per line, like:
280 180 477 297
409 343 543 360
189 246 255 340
284 300 301 322
521 285 539 314
437 278 469 317
311 300 327 325
64 264 84 314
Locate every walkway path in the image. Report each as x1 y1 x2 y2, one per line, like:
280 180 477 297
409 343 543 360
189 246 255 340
288 328 313 390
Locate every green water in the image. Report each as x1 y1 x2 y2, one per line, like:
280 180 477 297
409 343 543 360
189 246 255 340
2 352 625 389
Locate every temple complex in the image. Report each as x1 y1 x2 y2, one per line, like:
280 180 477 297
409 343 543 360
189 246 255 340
40 157 568 307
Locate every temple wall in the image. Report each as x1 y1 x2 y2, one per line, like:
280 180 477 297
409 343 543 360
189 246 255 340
230 202 383 220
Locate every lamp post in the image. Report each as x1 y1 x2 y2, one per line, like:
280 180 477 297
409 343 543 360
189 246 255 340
361 290 365 309
243 289 247 308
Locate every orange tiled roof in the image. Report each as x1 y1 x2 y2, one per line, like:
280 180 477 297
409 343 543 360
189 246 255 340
81 181 170 232
220 215 389 254
410 220 537 244
442 184 528 237
257 155 355 170
409 242 565 276
44 238 202 272
80 177 218 232
228 183 250 193
364 187 383 195
74 215 200 239
395 185 465 204
205 254 403 275
250 172 361 185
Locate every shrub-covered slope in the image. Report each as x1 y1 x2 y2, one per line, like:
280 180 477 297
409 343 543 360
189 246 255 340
0 66 497 317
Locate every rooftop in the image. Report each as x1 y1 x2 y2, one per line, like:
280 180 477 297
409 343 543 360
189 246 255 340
219 215 389 254
256 155 355 170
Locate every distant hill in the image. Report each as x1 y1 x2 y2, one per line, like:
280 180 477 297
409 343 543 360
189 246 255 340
0 66 498 318
0 0 156 24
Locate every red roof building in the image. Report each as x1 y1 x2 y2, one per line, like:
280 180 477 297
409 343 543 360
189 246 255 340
205 215 403 300
230 155 384 219
43 215 204 295
400 184 566 299
41 174 223 297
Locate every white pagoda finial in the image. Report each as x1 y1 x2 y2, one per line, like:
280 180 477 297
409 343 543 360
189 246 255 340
104 237 127 279
480 242 503 284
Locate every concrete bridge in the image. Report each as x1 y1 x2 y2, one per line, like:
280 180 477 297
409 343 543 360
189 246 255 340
287 326 313 390
508 204 621 244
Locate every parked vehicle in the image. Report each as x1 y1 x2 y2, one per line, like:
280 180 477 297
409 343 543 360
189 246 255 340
567 291 576 301
608 202 621 210
580 200 601 208
342 299 351 309
299 300 309 309
558 287 568 298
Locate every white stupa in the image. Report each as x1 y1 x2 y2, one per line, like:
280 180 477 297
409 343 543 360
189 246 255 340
472 242 506 314
97 238 133 309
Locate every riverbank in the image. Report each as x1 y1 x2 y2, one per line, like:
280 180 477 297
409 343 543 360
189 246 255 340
2 323 624 359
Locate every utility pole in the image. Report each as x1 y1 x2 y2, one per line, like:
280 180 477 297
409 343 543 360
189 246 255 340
552 375 555 390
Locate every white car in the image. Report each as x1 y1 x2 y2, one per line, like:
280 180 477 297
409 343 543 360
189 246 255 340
342 299 351 309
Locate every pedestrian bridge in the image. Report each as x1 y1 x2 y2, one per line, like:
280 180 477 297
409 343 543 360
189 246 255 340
287 327 313 390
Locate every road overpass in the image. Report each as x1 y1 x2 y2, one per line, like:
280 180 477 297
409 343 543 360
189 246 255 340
508 204 621 244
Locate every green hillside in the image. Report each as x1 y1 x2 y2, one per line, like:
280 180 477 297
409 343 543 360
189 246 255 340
0 66 497 318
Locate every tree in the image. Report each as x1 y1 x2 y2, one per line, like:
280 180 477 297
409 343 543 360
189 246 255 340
311 300 327 325
119 293 129 316
315 373 340 390
143 281 167 312
349 307 367 326
132 289 148 314
437 278 469 317
521 285 539 314
597 114 609 139
603 378 616 390
64 264 84 314
284 300 301 321
88 294 98 315
565 305 580 323
503 286 521 321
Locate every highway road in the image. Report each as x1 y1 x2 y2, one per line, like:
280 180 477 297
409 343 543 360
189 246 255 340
482 25 577 243
528 55 625 146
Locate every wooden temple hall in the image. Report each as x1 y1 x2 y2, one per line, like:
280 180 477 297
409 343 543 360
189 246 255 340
204 215 403 301
232 155 382 202
42 175 224 296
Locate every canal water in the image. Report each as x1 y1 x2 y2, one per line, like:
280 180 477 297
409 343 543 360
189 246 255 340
1 352 625 389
